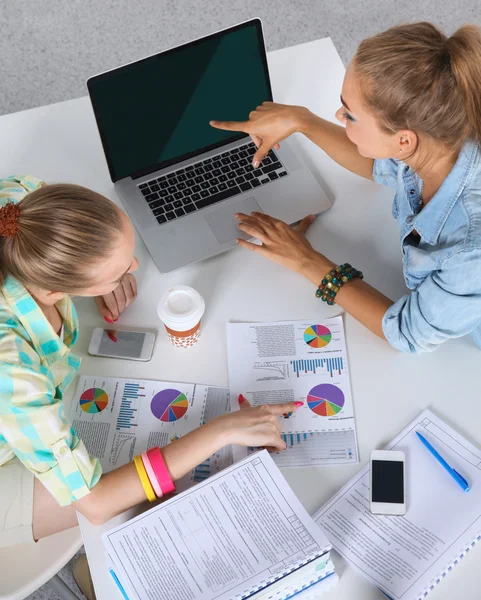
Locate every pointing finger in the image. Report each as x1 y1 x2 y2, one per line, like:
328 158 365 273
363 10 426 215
238 394 252 409
252 141 275 167
265 402 301 416
250 134 262 148
209 120 249 132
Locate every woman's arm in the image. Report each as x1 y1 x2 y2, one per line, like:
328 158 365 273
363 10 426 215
73 420 224 524
1 332 298 527
299 250 392 339
210 102 374 180
73 401 297 524
235 212 392 341
296 108 374 181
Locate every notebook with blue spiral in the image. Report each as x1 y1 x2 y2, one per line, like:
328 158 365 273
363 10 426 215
314 409 481 600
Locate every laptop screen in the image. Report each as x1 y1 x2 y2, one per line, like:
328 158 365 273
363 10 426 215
88 20 272 182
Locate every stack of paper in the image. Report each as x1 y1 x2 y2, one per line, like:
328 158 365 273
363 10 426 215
104 451 338 600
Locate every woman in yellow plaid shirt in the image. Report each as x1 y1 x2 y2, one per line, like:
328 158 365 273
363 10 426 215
0 175 293 550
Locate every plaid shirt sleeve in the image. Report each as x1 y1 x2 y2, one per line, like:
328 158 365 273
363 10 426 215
0 331 102 507
0 174 45 205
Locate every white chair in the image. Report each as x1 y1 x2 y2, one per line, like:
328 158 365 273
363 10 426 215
0 526 83 600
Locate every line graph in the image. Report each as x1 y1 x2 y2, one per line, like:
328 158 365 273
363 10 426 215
111 434 135 466
253 361 288 380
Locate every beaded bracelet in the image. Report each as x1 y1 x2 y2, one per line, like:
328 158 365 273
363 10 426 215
315 263 363 305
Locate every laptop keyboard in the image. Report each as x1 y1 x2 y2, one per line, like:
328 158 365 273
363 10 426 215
137 141 288 225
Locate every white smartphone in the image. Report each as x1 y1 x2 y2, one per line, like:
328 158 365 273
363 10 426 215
88 328 155 361
370 450 406 516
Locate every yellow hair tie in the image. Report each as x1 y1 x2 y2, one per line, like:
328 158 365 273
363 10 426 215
134 455 156 502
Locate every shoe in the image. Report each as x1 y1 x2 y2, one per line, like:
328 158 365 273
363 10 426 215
73 554 96 600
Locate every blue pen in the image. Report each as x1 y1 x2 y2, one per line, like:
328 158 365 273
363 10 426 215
416 432 470 492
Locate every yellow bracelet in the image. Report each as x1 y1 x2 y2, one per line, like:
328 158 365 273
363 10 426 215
134 455 156 502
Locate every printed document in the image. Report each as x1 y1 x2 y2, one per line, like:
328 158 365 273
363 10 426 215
227 317 358 466
314 409 481 600
273 429 358 467
68 376 232 488
104 451 331 600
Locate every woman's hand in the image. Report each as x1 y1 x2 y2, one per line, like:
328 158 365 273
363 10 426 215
94 273 138 322
235 211 332 281
210 102 309 166
213 398 302 451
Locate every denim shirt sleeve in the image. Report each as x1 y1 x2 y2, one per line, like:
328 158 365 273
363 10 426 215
382 248 481 353
372 159 399 188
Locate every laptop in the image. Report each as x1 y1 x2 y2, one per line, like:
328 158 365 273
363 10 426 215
87 19 331 273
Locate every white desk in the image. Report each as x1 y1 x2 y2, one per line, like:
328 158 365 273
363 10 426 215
1 37 480 600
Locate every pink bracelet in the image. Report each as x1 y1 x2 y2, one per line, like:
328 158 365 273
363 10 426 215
147 447 176 495
141 452 163 499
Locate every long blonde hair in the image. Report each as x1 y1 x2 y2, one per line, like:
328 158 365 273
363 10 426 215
355 22 481 152
0 184 123 293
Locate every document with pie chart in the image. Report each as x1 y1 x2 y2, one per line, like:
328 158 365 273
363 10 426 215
69 376 232 489
227 316 358 466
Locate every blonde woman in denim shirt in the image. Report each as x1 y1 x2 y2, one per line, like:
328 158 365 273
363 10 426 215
212 22 481 353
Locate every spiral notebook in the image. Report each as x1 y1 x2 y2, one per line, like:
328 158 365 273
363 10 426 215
314 409 481 600
103 451 337 600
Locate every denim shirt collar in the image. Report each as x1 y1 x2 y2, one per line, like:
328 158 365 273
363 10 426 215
411 139 479 245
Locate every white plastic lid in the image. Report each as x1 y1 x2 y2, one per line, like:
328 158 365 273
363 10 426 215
157 286 205 332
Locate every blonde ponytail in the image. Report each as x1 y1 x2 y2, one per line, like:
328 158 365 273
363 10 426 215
0 184 123 293
355 22 481 151
446 25 481 144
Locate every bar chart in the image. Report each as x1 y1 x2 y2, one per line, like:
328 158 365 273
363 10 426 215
116 382 145 431
190 447 232 484
290 357 344 378
282 432 313 447
193 461 211 482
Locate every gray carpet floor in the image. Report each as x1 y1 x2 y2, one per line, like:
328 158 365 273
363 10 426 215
1 0 480 115
1 0 479 598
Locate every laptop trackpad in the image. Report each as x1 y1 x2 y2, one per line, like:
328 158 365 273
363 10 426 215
205 197 262 244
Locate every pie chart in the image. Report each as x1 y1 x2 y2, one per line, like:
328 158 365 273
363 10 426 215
80 388 109 413
307 384 344 417
304 325 332 348
151 389 189 422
